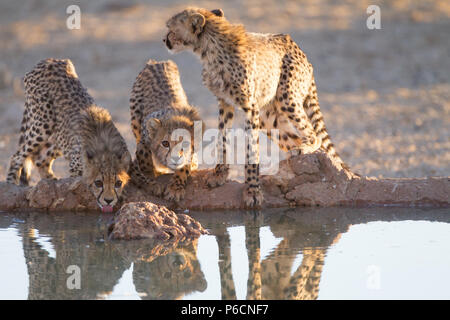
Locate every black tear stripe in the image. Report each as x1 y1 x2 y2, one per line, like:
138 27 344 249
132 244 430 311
97 174 104 205
165 148 171 163
113 174 119 202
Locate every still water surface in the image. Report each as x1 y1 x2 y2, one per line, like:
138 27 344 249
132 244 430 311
0 207 449 299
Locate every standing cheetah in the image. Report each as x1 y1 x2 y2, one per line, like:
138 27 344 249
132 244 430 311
164 8 352 207
130 59 202 202
6 58 131 212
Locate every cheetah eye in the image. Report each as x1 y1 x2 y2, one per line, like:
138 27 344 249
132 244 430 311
161 141 170 148
115 180 122 188
94 180 103 188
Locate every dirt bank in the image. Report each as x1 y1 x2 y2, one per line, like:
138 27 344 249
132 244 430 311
0 152 448 212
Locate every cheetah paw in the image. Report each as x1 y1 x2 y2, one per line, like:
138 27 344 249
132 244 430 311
164 182 186 202
206 165 229 188
243 185 264 208
145 181 164 197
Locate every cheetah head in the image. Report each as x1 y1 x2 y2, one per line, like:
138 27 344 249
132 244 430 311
133 240 207 299
164 7 224 54
142 115 199 173
83 150 131 213
82 149 131 213
80 106 132 213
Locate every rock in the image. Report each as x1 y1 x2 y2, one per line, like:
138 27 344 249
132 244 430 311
0 151 449 211
26 179 57 208
289 153 321 175
25 178 98 211
0 182 29 211
180 170 244 210
109 202 209 240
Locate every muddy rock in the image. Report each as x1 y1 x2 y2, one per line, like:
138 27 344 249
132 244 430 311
25 178 98 211
0 152 449 212
0 182 29 211
109 202 209 240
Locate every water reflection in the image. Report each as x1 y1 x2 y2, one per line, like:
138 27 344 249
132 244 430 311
13 213 130 300
0 207 449 300
131 240 207 299
205 210 344 300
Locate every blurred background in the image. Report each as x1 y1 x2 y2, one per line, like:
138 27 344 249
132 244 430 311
0 0 449 183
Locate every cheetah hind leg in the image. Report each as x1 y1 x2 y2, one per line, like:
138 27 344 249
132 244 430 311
34 144 59 180
7 147 30 185
262 110 321 156
242 107 263 209
206 99 233 188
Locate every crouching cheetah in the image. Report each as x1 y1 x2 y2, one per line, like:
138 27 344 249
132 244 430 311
164 8 353 207
6 58 131 212
130 59 202 202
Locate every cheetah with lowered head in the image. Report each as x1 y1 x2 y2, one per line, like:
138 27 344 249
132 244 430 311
6 58 131 212
130 59 202 202
164 8 353 207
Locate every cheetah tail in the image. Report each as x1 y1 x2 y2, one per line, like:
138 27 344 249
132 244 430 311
305 78 358 176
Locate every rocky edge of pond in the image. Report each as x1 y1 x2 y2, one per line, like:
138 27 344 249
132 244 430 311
0 151 449 212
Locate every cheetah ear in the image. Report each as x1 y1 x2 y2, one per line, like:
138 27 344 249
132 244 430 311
211 9 224 17
145 117 161 132
190 13 206 35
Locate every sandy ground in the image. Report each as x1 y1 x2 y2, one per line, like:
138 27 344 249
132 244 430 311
0 0 449 185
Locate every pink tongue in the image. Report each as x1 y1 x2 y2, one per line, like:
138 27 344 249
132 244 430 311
102 205 113 213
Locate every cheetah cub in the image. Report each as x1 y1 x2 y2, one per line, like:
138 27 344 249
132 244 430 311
6 59 131 212
130 59 202 202
164 8 353 207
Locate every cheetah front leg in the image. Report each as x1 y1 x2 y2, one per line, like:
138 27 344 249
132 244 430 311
134 142 164 196
128 158 164 196
206 99 234 188
164 165 191 202
68 150 83 177
243 107 264 208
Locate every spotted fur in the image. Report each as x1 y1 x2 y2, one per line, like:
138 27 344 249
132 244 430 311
214 224 326 300
164 7 352 207
214 226 237 299
133 240 207 299
6 58 131 211
130 59 202 201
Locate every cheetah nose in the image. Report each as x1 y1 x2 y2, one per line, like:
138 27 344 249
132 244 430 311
104 198 113 205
